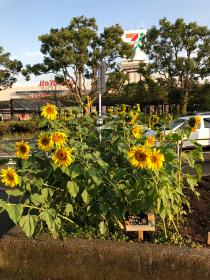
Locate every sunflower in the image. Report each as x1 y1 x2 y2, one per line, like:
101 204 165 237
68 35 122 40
148 149 165 171
135 103 141 113
52 147 73 167
189 116 201 132
148 114 159 129
126 111 139 125
0 167 19 187
145 136 156 147
41 103 58 120
15 141 30 160
37 133 53 152
132 125 142 139
52 132 67 146
128 146 150 169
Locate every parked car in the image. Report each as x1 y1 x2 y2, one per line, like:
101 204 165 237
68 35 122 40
164 113 210 148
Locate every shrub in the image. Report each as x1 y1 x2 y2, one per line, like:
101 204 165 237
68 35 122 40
0 120 38 137
0 106 202 239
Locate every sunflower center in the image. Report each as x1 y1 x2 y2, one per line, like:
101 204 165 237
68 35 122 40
42 138 50 145
151 155 158 163
46 107 55 114
57 151 67 160
53 135 62 142
6 172 14 181
135 151 146 161
20 145 27 153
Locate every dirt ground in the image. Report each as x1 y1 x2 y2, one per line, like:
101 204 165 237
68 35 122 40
181 176 210 246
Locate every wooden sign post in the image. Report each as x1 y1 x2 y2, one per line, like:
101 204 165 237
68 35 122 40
125 213 155 241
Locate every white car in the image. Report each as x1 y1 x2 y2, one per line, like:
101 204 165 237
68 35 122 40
164 113 210 148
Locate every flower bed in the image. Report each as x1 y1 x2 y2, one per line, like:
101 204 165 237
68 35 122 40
0 104 203 240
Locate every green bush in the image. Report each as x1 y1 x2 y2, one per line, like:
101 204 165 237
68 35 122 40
0 120 38 137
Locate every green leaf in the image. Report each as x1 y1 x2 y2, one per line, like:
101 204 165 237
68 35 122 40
5 189 24 197
67 181 79 198
0 199 6 209
186 176 198 190
31 193 45 206
19 215 38 238
81 189 90 204
38 119 47 128
96 158 108 169
35 178 44 189
6 204 23 224
26 183 31 191
89 169 102 186
61 166 71 176
99 221 107 235
41 188 55 202
40 209 60 237
71 164 81 179
65 204 74 216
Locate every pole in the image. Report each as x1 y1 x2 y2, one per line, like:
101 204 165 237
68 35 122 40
98 62 106 141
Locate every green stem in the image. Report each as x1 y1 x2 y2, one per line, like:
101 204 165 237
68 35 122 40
16 203 78 227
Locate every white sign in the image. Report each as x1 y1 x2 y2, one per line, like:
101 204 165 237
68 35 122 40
122 29 147 61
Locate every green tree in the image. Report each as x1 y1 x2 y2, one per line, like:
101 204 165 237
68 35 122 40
23 16 134 105
139 18 210 115
0 47 22 91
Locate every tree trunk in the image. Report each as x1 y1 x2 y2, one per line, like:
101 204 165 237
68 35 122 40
180 91 189 115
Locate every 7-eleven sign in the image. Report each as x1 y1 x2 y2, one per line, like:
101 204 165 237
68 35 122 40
125 32 144 49
122 29 146 61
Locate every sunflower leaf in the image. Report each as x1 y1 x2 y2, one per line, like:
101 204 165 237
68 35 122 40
67 181 79 198
6 204 23 224
19 215 38 238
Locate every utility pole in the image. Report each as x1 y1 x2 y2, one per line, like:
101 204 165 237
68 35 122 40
97 61 106 141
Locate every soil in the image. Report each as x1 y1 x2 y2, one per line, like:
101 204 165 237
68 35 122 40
181 176 210 246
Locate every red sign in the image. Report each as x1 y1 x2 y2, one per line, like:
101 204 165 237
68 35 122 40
39 80 57 87
39 80 74 87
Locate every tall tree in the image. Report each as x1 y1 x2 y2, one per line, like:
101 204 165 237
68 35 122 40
139 18 210 114
0 47 22 91
23 16 134 105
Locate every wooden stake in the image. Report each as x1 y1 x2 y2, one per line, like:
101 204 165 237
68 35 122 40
207 232 210 245
138 231 144 241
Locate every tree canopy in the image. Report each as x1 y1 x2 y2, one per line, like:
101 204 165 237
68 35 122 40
23 16 134 105
138 18 210 114
0 47 22 91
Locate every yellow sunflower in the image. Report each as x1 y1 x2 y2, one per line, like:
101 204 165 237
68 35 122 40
41 103 58 120
189 116 201 132
0 167 19 187
128 146 150 169
37 133 53 152
107 106 114 115
52 132 67 146
52 147 73 167
148 149 165 171
127 111 139 125
135 103 141 113
145 136 156 147
15 141 30 160
132 125 142 139
148 114 159 129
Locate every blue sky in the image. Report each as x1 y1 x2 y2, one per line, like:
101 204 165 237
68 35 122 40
0 0 209 83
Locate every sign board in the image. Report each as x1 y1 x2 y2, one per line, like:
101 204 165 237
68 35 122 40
125 213 155 240
122 29 147 61
98 62 106 94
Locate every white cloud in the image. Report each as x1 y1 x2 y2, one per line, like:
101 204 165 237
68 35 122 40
24 51 43 58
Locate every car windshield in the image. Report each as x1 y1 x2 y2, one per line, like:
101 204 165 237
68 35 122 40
164 119 186 130
171 119 186 129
